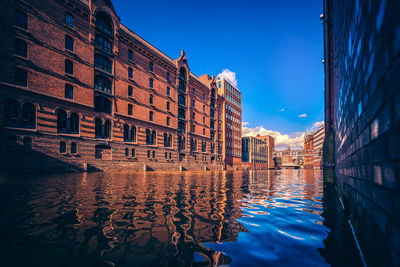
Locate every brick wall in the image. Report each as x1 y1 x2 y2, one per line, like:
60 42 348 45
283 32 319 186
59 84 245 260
324 0 400 265
0 0 224 171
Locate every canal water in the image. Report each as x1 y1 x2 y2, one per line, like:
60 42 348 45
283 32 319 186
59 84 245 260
0 170 363 266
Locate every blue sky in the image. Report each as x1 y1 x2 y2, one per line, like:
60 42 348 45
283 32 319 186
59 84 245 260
114 0 324 148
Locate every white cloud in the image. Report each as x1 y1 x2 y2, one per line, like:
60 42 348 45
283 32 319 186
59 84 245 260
217 69 238 87
279 108 285 112
310 121 324 131
242 125 305 150
298 114 307 118
242 122 249 126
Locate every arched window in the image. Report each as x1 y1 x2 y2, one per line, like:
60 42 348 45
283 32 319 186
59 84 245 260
95 118 102 137
57 110 67 132
151 130 156 145
94 54 112 73
123 124 129 141
104 120 111 139
146 129 151 145
4 99 18 123
96 12 113 36
22 102 36 128
179 67 186 82
131 126 136 142
69 113 79 133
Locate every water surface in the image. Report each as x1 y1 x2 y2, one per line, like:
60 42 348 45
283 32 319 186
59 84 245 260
0 170 362 266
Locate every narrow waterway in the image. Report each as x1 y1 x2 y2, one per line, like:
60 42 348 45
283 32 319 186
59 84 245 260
0 170 363 266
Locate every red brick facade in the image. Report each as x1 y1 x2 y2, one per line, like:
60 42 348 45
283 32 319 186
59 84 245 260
0 0 224 172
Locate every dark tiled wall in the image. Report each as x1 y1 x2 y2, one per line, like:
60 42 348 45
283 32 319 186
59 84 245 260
326 0 400 265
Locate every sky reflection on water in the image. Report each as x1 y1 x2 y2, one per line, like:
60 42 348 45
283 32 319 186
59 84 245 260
0 170 361 266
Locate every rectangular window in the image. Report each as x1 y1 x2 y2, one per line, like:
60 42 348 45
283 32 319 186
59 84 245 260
15 68 27 87
192 100 195 107
65 59 73 75
128 67 133 79
147 150 150 158
150 95 153 105
166 72 170 82
203 117 205 123
128 86 133 96
167 86 170 96
60 141 66 154
71 142 77 154
152 151 155 158
128 104 133 115
169 152 171 159
15 11 27 29
65 84 73 99
193 112 195 120
149 78 153 88
203 94 205 100
167 117 170 126
165 152 168 159
149 62 153 72
128 49 133 60
149 111 153 121
15 39 27 58
65 13 74 27
167 101 170 111
131 148 135 157
203 105 205 112
65 36 74 51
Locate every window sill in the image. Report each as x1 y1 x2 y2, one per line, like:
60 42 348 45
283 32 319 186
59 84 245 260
2 126 37 132
13 25 29 32
64 24 77 32
14 54 28 61
58 132 80 137
94 67 113 77
124 141 137 144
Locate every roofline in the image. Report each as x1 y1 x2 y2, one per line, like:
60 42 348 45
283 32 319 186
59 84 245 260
120 24 176 66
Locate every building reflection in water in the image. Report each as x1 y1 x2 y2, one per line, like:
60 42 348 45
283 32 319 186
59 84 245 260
0 170 362 266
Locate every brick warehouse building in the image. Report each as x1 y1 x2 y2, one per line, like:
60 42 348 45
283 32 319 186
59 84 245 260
323 0 400 265
0 0 225 172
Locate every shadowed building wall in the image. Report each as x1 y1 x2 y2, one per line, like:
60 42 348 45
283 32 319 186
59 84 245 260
323 0 400 265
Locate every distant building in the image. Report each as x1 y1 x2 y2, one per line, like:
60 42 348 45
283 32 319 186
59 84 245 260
302 123 324 169
216 76 242 167
242 137 267 167
255 135 275 169
273 147 302 169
